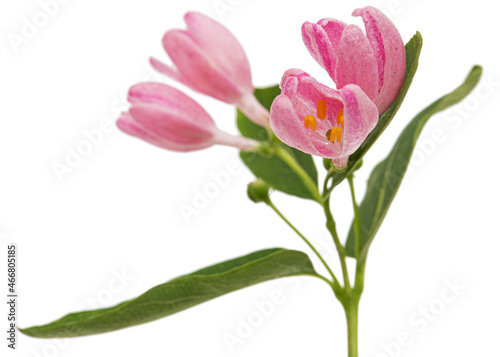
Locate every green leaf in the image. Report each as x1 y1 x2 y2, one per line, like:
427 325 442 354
324 32 423 195
237 86 319 200
345 65 482 261
20 248 320 338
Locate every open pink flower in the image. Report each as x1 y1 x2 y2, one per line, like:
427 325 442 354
117 82 258 152
270 69 378 168
302 6 406 114
150 12 269 127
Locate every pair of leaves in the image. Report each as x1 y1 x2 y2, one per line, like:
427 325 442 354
345 65 483 261
21 249 320 338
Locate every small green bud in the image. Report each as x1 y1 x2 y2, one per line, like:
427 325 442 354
247 179 270 203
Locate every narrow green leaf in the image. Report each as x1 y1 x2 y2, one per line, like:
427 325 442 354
20 248 320 338
237 86 318 200
325 32 423 195
345 66 483 260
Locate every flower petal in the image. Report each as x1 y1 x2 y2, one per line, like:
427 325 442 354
338 84 379 158
270 94 321 156
129 103 214 148
162 29 244 103
352 6 406 113
334 24 379 101
148 57 200 91
302 22 336 79
183 12 252 92
128 82 215 128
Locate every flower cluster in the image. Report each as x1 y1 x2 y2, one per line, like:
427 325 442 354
117 7 406 168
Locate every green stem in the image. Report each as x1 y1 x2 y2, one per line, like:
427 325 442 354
275 146 323 204
322 196 351 290
347 175 362 259
343 294 360 357
266 199 341 291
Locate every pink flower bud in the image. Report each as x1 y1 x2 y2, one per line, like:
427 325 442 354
150 12 269 127
117 82 258 152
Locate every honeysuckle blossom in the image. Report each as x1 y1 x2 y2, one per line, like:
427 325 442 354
270 69 378 168
302 6 406 114
117 82 258 152
150 12 269 127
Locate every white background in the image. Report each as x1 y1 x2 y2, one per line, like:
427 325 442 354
1 0 499 356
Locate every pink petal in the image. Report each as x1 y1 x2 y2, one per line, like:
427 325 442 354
117 112 210 152
270 94 321 157
334 24 379 101
302 19 347 80
353 6 406 113
183 12 252 93
127 82 215 128
318 18 347 52
162 29 244 103
148 57 201 92
129 104 214 148
338 84 379 157
302 22 335 79
117 112 162 146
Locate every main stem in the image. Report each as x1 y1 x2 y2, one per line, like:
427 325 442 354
343 294 360 357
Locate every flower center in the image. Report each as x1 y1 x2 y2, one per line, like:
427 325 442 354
303 100 344 143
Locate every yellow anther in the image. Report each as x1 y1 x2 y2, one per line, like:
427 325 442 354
317 100 327 120
326 127 342 143
304 115 317 131
336 110 344 131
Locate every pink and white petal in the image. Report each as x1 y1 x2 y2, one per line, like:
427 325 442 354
117 112 161 145
129 104 214 146
162 30 244 103
149 57 202 92
317 18 347 62
270 95 321 157
128 82 216 128
302 22 336 79
117 112 208 152
183 12 253 92
352 6 406 113
334 25 379 101
338 84 379 157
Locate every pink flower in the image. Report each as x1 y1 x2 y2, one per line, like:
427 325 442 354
117 82 258 152
302 6 406 114
150 12 269 127
270 69 378 168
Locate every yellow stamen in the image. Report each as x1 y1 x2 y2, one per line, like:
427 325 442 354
317 100 327 120
304 115 317 131
326 127 342 143
336 110 344 131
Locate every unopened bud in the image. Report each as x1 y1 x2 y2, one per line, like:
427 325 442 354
247 179 270 203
